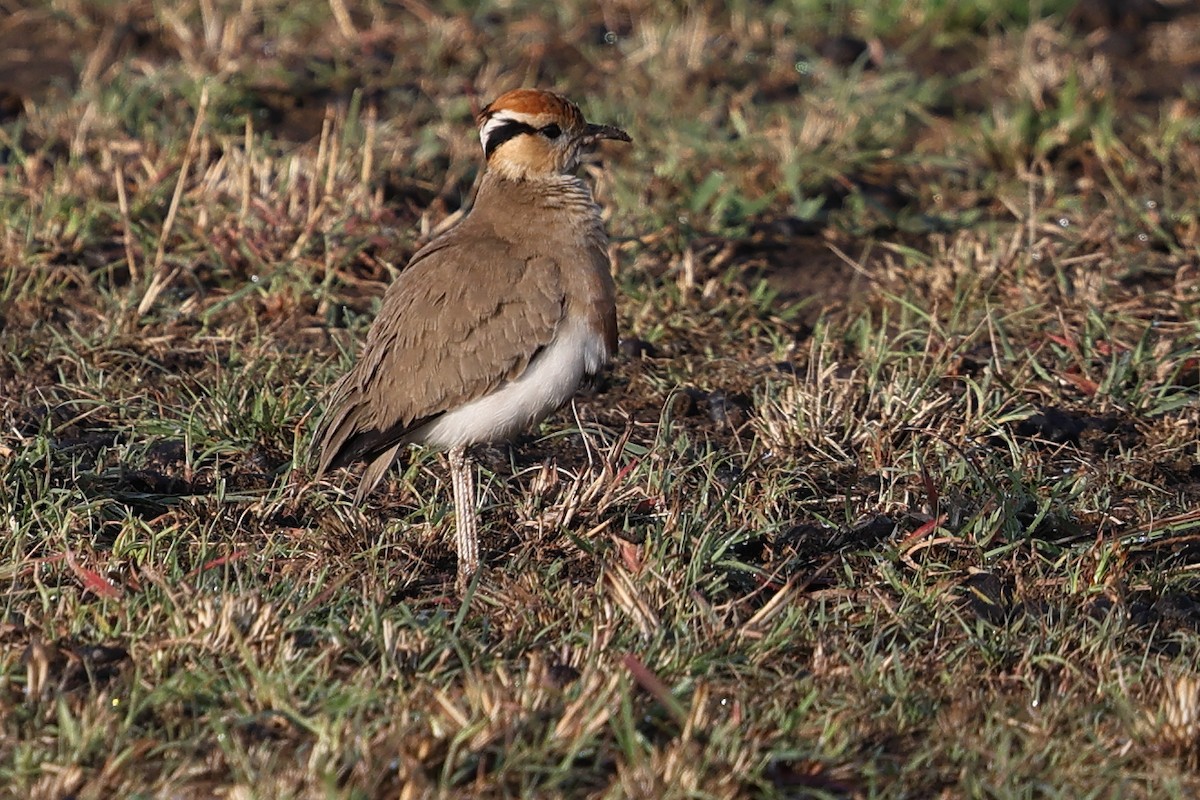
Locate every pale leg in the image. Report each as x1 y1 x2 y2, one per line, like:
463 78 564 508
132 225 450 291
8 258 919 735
448 445 479 589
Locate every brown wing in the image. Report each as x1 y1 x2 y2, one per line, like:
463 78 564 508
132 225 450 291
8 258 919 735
311 240 566 478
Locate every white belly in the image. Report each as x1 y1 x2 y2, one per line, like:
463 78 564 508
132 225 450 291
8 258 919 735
408 318 608 450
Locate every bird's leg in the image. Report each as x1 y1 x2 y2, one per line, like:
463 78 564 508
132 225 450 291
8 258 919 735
448 444 479 589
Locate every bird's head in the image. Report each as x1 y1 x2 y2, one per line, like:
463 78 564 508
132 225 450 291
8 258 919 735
477 89 631 181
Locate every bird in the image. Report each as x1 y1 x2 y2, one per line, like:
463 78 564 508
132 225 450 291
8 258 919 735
311 89 631 590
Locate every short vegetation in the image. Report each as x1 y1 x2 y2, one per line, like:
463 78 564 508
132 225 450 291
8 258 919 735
3 0 1200 796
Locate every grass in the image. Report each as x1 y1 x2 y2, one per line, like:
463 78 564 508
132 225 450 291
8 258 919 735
3 0 1200 796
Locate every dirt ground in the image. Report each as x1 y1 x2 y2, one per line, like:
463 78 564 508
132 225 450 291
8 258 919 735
5 1 1200 796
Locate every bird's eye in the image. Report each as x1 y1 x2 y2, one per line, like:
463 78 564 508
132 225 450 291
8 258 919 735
540 123 562 139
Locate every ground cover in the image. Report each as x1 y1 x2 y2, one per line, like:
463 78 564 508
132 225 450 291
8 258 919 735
3 1 1200 796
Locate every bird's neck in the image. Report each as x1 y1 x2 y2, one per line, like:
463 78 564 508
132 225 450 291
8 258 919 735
477 171 602 220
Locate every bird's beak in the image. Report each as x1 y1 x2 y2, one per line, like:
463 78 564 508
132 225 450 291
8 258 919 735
584 123 632 145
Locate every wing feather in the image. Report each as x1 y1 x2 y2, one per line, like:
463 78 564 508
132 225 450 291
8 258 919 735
312 240 566 480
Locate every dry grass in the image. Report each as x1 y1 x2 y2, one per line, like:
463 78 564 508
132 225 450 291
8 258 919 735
4 0 1200 797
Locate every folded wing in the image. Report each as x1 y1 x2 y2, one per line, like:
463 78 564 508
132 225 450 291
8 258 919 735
312 241 566 489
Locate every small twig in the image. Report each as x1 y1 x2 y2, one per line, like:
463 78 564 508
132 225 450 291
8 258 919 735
137 83 210 317
112 156 139 284
571 399 596 474
289 109 336 261
360 101 377 200
327 0 357 38
239 115 253 225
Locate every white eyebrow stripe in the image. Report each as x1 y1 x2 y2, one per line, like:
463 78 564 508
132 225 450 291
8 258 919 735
479 115 507 153
479 111 538 153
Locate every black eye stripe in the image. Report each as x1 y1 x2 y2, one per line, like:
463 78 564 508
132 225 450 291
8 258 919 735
483 119 536 158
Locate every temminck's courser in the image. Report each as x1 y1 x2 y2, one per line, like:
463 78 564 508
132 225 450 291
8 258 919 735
311 89 630 589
